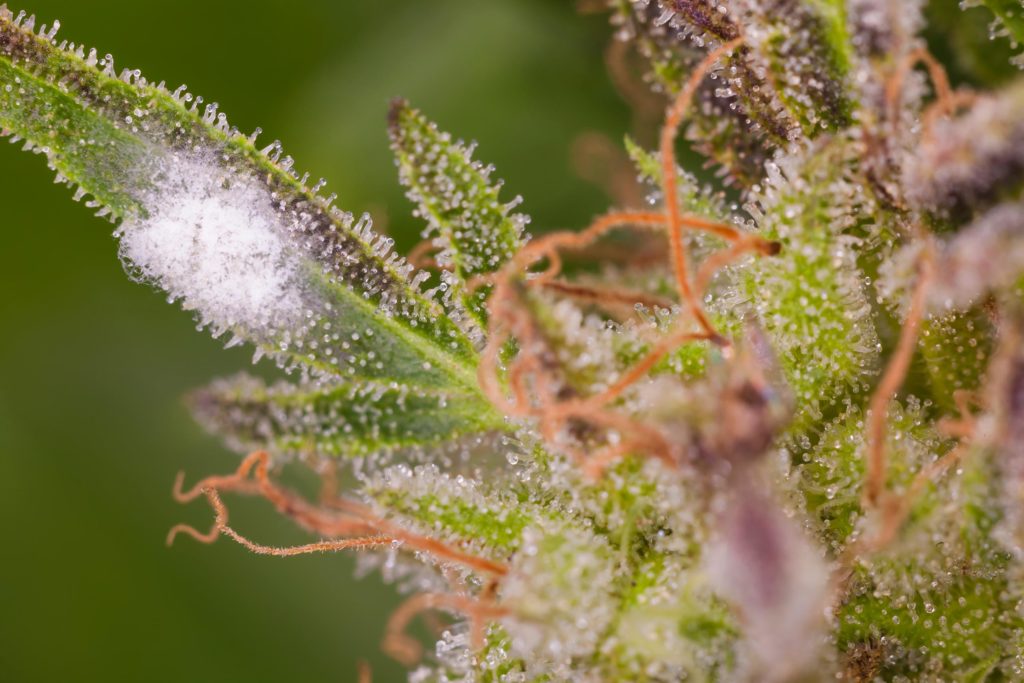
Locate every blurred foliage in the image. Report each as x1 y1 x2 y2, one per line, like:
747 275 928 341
0 1 629 681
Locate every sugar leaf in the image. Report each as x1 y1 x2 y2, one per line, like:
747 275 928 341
0 9 479 390
389 100 528 333
189 374 508 462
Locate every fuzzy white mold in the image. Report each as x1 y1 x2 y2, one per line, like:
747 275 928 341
117 152 305 337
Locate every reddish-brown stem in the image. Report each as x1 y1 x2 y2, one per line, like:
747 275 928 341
511 211 668 282
580 328 716 410
840 440 969 591
937 390 981 439
568 408 677 468
602 37 665 130
885 46 953 134
465 272 498 294
470 40 797 477
863 244 935 508
509 210 752 289
832 440 967 608
222 527 390 556
920 89 977 143
660 37 744 334
890 446 967 531
532 248 564 286
407 238 442 270
695 236 781 295
477 320 529 416
539 279 676 313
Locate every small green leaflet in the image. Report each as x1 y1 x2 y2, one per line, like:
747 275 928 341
390 100 527 334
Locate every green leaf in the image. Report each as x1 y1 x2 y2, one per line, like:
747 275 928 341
615 138 740 378
794 400 951 552
366 464 541 559
837 487 1020 680
188 373 507 461
501 521 619 662
919 309 994 413
624 135 730 222
973 0 1024 68
389 100 527 332
0 8 479 390
420 626 538 683
757 0 855 134
609 557 736 679
733 135 881 430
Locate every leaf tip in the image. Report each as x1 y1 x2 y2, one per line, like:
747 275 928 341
387 97 410 135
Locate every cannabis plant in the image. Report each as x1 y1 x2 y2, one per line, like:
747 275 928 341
4 1 1024 680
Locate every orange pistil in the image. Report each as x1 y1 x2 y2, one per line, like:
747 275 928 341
540 279 677 316
695 235 781 296
407 238 443 270
863 243 935 509
383 592 509 666
660 38 745 336
884 46 953 135
937 389 983 440
466 37 785 481
167 486 391 557
920 89 977 144
357 660 372 683
169 451 516 669
169 451 508 577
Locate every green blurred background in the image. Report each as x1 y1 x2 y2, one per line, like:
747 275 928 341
0 1 1013 681
0 2 629 681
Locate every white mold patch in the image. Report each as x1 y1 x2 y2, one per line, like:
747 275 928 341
117 152 305 337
